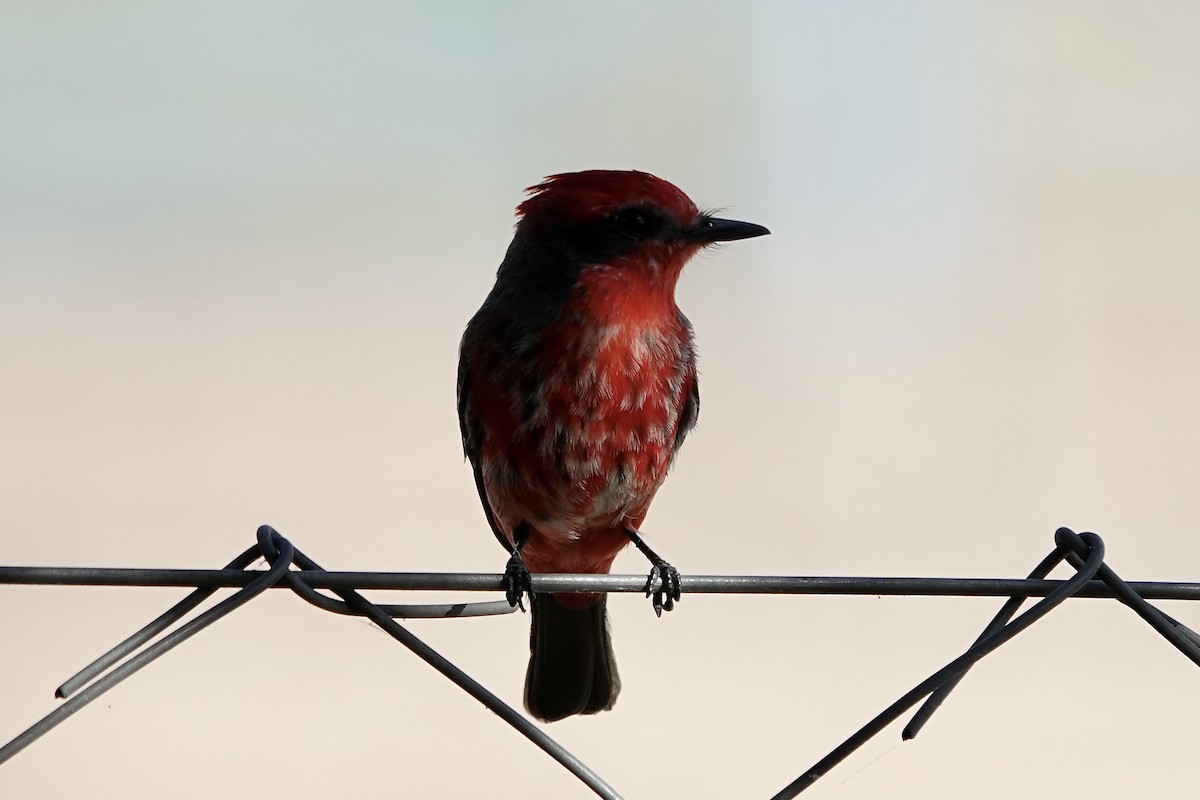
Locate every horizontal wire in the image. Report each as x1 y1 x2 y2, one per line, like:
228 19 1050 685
3 525 1198 800
2 566 1200 600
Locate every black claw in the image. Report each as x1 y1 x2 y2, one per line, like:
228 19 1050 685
645 561 682 617
623 526 682 617
503 551 534 611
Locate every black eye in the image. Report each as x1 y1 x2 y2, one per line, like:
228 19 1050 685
611 207 660 237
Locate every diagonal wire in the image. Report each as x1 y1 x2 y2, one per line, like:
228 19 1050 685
0 537 295 766
1058 530 1200 663
900 544 1068 740
55 544 263 700
770 530 1108 799
252 525 624 800
1 527 617 797
904 527 1200 742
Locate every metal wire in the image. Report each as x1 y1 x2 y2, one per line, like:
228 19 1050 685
0 537 295 765
6 567 1200 600
773 528 1108 798
1 525 1198 799
253 527 623 799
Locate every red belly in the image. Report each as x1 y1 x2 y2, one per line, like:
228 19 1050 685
478 326 688 574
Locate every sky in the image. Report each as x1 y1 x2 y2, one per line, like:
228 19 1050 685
2 2 1199 798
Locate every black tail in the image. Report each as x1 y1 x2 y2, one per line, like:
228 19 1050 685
524 593 620 722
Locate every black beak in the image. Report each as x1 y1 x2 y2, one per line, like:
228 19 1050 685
687 215 771 244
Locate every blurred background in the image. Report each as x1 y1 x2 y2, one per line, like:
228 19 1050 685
2 2 1198 797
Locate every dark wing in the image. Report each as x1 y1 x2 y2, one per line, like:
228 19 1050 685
457 335 512 554
672 364 700 455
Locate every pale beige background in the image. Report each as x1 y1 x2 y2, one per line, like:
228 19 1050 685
2 2 1198 798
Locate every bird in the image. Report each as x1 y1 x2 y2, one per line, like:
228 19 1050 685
457 170 768 722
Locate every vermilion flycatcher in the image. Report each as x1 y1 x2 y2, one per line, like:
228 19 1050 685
457 170 768 721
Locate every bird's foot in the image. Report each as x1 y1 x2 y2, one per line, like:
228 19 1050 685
644 560 682 617
503 551 534 611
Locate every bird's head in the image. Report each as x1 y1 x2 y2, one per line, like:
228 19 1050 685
494 170 768 318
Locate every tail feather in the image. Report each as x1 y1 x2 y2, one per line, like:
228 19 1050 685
524 594 620 722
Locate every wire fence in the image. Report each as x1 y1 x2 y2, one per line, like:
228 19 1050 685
2 525 1199 798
